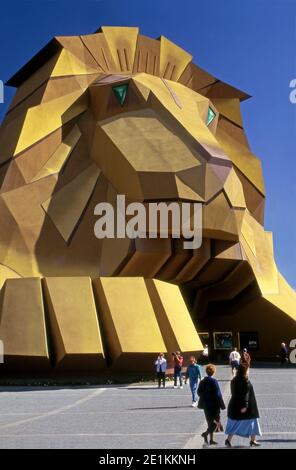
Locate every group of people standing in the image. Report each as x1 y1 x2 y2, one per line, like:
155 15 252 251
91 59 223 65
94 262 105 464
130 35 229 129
154 349 261 448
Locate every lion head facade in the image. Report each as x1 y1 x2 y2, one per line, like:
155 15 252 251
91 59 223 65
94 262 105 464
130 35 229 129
0 27 294 370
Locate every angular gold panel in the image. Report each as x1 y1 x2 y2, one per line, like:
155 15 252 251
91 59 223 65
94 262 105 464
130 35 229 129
0 264 20 289
42 163 100 242
93 277 167 370
32 125 81 181
119 238 171 277
223 168 246 209
212 98 243 127
133 34 160 75
9 122 75 184
101 26 139 73
203 191 239 241
179 62 216 91
216 123 265 195
0 278 49 370
91 122 143 200
159 36 192 81
174 239 211 283
240 211 279 295
43 277 105 370
175 175 204 201
14 90 88 156
8 53 61 112
81 33 118 72
51 49 99 77
145 279 203 354
56 35 100 70
264 272 296 323
100 108 201 172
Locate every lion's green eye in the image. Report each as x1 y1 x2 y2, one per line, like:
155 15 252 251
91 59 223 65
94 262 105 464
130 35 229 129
112 84 129 106
206 107 216 126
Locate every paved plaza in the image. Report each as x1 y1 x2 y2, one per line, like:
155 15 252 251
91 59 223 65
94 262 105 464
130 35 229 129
0 366 294 449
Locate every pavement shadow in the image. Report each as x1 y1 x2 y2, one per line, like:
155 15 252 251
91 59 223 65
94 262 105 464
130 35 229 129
259 438 296 444
130 405 194 411
0 384 127 393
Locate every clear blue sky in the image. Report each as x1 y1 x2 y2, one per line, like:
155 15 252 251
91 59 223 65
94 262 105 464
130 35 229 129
0 0 295 288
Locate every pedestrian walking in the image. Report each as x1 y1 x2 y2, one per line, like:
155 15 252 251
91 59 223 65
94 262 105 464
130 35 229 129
185 356 202 407
198 364 226 445
229 347 241 376
279 342 289 366
154 353 167 388
241 348 251 368
225 364 261 447
172 351 183 388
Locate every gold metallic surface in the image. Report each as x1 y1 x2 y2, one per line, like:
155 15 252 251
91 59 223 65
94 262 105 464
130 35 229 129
0 278 49 370
43 277 105 370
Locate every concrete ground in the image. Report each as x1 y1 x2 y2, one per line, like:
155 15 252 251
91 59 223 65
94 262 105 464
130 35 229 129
0 365 294 449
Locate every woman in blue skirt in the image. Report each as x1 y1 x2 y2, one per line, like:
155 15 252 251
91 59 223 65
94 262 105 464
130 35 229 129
225 363 261 447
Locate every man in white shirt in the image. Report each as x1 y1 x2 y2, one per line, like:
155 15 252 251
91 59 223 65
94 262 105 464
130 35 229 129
229 348 241 376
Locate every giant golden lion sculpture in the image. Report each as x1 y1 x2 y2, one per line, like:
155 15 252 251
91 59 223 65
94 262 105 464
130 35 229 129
0 27 295 377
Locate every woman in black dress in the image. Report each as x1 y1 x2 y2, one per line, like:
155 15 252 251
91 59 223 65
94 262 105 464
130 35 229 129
197 364 225 445
225 364 261 447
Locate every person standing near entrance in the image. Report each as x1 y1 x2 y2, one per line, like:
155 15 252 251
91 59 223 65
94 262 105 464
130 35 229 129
201 344 209 364
229 348 241 376
241 348 251 368
225 364 261 447
185 356 202 407
172 351 184 388
154 353 167 388
279 343 289 366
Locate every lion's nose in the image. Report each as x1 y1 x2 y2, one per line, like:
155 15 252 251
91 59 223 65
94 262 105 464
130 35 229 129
91 106 210 200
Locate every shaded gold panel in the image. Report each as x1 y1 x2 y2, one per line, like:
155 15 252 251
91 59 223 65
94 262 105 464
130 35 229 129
0 278 50 371
57 35 100 70
81 32 117 72
133 35 160 75
32 125 81 181
7 53 61 112
179 62 216 91
42 163 100 243
119 238 171 278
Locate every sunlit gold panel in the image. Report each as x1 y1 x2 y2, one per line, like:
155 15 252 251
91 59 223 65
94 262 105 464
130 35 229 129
159 36 192 81
93 277 167 371
146 279 203 355
43 277 105 370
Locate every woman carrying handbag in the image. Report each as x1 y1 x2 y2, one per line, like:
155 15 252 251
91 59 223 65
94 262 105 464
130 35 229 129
197 364 226 445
